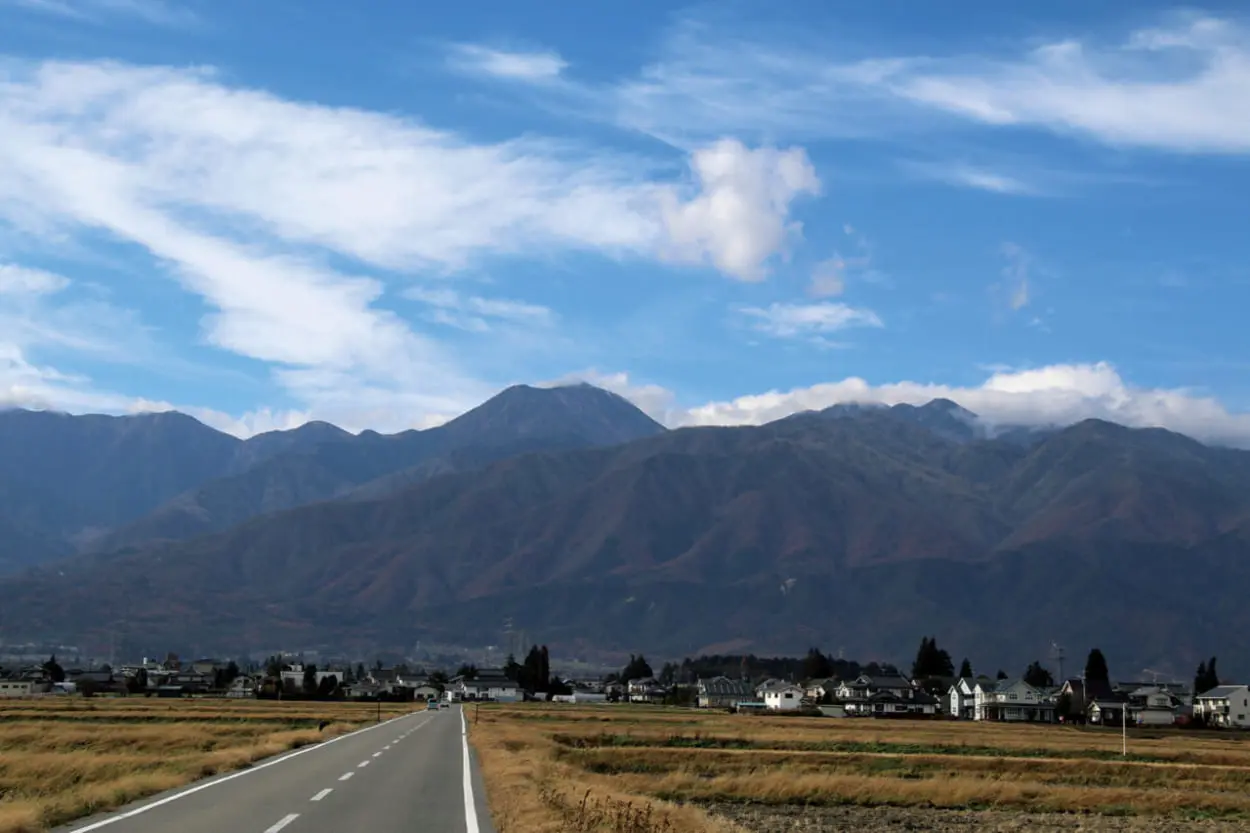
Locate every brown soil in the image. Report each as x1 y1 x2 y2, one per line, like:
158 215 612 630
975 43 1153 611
706 803 1248 832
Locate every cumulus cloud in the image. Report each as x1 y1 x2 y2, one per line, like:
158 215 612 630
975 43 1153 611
447 44 568 81
658 139 820 280
739 301 883 339
669 362 1250 448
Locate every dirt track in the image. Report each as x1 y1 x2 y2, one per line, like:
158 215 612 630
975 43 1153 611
707 803 1248 832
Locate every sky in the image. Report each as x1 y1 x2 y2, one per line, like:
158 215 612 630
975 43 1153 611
1 0 1248 445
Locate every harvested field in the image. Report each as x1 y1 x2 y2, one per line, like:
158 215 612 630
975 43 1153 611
470 704 1250 832
0 697 422 832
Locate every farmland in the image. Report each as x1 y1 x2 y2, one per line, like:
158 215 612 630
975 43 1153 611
0 697 422 833
471 704 1250 832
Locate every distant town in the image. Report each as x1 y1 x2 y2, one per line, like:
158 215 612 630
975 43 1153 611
3 637 1246 731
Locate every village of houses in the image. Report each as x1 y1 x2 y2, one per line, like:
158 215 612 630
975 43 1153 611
4 654 1250 732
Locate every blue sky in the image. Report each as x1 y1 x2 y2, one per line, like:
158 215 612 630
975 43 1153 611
1 0 1248 444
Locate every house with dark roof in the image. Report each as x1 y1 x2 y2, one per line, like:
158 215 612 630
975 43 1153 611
697 676 754 709
836 674 937 717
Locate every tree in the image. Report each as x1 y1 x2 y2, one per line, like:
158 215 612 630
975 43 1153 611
456 664 478 680
658 662 678 686
223 661 240 687
355 662 367 682
621 655 653 683
316 674 339 699
911 637 955 679
42 654 65 684
265 656 283 678
126 668 148 694
539 646 551 691
958 658 973 678
302 664 318 696
996 670 1008 680
1023 661 1054 688
1083 649 1109 685
1195 657 1220 696
803 648 833 681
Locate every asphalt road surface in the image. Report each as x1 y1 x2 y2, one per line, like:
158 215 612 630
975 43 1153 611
60 706 495 833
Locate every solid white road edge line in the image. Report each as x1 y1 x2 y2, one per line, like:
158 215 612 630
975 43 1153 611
310 789 332 802
263 813 300 833
68 712 429 832
462 706 480 833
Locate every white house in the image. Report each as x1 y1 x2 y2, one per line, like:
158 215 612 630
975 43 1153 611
947 677 987 720
0 680 35 697
974 679 1056 722
763 683 804 711
1193 685 1250 728
452 670 520 702
1126 686 1180 727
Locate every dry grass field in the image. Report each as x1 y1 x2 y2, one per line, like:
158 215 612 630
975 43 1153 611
0 697 422 833
470 704 1250 832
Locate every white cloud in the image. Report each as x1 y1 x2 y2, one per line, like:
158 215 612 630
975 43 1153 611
998 242 1031 311
740 301 883 338
902 161 1040 195
658 139 820 280
893 16 1250 154
1 0 196 25
540 368 677 424
601 13 1250 156
0 58 822 430
0 263 69 295
668 362 1250 448
808 258 845 297
447 44 568 81
405 286 554 332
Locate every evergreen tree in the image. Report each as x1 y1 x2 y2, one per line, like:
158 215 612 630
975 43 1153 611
1023 661 1054 688
1195 657 1220 696
621 654 653 683
302 664 318 696
42 654 65 684
803 648 833 680
911 636 955 679
996 669 1008 680
958 658 973 678
355 662 367 682
539 645 551 692
1083 649 1110 685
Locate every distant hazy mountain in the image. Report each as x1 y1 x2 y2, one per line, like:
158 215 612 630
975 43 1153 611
4 403 1249 675
0 384 666 562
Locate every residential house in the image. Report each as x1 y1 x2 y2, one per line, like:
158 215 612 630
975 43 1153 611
226 675 259 699
410 683 441 701
627 677 667 704
836 675 936 717
0 680 39 697
1125 686 1180 726
974 679 1056 723
947 676 994 719
697 676 754 709
1057 678 1115 721
763 683 804 711
189 659 223 677
803 678 838 703
1088 700 1129 726
1193 685 1250 728
451 669 520 702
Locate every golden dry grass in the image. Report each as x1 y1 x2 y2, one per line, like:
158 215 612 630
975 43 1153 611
471 704 1250 831
0 697 423 832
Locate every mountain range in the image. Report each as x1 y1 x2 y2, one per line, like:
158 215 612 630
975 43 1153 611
1 384 1248 678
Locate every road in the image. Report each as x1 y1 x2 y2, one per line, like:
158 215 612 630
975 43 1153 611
60 706 495 833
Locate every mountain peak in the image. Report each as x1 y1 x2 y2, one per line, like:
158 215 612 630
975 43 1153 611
437 382 665 446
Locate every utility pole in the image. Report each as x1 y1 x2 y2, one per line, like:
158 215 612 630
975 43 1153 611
1122 702 1128 757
